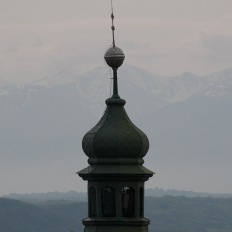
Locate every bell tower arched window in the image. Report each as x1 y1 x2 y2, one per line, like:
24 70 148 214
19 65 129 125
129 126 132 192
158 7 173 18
89 187 97 218
139 187 144 217
122 187 135 217
101 187 116 217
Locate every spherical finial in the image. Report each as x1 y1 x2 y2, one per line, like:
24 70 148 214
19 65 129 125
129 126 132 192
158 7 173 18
104 46 125 69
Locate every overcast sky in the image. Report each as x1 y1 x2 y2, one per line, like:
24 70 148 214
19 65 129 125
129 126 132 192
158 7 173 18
1 0 232 83
0 0 232 195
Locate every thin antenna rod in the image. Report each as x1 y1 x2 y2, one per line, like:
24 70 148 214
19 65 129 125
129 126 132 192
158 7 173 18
111 0 115 46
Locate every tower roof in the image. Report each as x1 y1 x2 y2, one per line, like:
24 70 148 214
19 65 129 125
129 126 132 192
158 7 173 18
81 2 149 165
82 97 149 160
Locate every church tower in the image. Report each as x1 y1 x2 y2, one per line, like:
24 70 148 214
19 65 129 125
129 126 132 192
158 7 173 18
78 4 154 232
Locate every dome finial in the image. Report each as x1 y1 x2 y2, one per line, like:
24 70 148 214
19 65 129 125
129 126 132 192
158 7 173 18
111 0 115 47
104 0 125 98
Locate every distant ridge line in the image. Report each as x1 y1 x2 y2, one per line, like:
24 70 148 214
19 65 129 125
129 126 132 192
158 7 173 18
3 188 232 202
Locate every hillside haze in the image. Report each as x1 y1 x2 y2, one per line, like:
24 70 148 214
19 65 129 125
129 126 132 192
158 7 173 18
0 65 231 195
1 196 232 232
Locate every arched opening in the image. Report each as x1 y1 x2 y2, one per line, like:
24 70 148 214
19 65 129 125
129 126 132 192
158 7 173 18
139 187 144 217
122 187 135 217
89 187 97 218
101 187 116 217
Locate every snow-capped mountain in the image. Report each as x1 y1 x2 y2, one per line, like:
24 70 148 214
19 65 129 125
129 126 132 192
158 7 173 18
1 65 231 116
0 65 231 194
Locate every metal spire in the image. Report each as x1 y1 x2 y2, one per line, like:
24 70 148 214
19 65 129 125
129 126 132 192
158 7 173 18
104 0 125 98
111 0 115 47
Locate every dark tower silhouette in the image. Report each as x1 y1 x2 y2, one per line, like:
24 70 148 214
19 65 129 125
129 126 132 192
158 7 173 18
78 2 154 232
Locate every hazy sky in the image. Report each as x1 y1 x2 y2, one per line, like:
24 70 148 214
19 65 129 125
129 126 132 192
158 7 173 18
1 0 232 82
0 0 232 195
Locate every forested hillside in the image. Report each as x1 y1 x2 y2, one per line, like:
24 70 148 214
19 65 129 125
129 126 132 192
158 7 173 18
0 198 86 232
1 196 232 232
146 196 232 232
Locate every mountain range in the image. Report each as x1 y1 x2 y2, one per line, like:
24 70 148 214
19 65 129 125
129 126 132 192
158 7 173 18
0 65 231 194
1 196 232 232
4 188 232 203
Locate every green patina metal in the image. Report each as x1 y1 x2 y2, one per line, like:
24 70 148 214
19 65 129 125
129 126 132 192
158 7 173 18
82 97 149 159
78 4 154 232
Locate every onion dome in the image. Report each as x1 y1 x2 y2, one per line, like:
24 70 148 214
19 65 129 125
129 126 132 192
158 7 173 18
81 6 149 164
82 97 149 160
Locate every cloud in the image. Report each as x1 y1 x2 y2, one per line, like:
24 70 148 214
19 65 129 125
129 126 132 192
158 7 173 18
200 33 232 62
0 19 109 81
1 0 232 81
